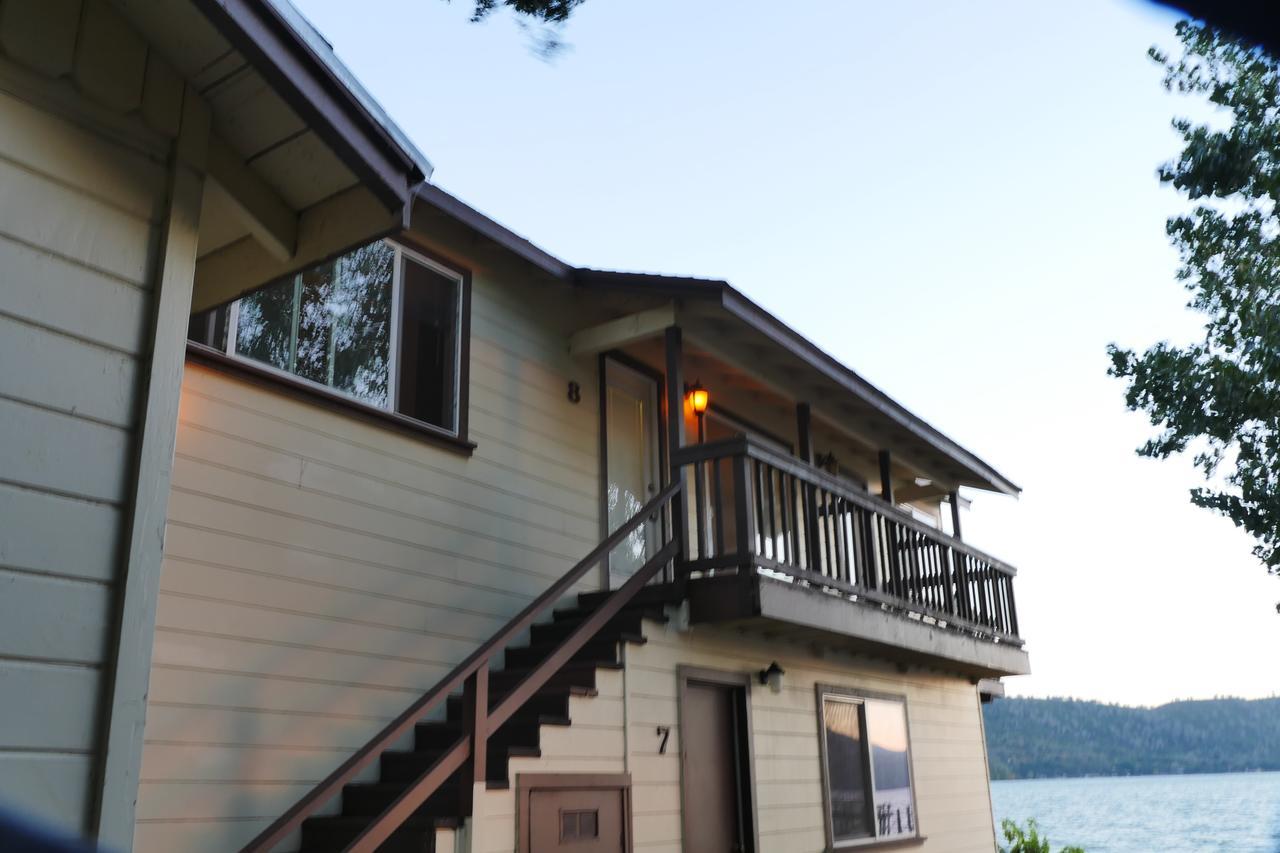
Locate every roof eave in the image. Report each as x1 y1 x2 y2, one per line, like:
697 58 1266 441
192 0 426 210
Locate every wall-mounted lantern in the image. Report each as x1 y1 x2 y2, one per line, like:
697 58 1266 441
686 381 709 442
758 661 785 694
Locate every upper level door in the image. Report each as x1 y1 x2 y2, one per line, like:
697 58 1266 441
603 358 662 587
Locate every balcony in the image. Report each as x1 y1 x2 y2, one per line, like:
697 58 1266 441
672 437 1028 678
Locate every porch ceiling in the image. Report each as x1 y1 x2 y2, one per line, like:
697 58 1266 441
575 271 1020 497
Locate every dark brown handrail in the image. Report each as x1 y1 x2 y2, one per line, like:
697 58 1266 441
240 481 682 853
673 436 1022 643
345 539 679 852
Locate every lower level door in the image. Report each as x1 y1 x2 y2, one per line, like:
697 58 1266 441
529 788 626 852
681 679 754 853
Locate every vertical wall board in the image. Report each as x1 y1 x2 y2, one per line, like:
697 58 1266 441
92 87 208 851
0 0 82 78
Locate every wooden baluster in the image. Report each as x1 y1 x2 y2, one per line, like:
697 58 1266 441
733 452 757 594
753 459 767 556
823 491 837 581
779 473 794 566
941 544 956 618
762 464 778 563
459 662 489 817
693 460 708 561
1005 574 1020 637
833 497 849 584
711 457 726 557
885 519 902 599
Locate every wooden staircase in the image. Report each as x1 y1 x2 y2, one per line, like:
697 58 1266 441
240 482 683 853
298 599 665 852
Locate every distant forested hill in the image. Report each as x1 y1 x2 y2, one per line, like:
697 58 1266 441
983 696 1280 780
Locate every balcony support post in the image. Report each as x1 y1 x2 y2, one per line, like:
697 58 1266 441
797 403 822 573
665 326 689 590
949 490 963 540
878 450 894 504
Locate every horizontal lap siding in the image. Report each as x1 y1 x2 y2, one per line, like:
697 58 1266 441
623 625 998 853
139 271 601 850
461 620 995 853
0 85 164 832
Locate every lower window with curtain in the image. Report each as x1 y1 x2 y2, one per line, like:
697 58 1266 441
817 686 919 847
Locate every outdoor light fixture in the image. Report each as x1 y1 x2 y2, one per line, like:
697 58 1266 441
758 661 785 694
687 381 709 416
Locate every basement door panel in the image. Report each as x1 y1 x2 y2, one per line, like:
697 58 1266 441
529 788 625 852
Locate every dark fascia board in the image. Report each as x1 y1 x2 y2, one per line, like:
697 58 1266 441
400 187 1021 497
574 268 1022 497
413 184 574 279
191 0 426 211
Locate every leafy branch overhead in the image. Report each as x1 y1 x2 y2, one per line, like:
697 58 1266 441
1108 21 1280 580
463 0 584 23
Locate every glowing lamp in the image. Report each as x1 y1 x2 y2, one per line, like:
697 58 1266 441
688 382 710 416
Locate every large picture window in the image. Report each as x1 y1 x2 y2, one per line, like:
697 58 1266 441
817 687 918 847
189 240 466 437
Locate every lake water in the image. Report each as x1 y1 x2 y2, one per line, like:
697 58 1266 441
991 772 1280 852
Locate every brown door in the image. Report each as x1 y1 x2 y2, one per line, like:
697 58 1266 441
529 788 626 852
682 680 753 853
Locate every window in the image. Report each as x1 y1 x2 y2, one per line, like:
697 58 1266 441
189 240 467 437
818 688 918 847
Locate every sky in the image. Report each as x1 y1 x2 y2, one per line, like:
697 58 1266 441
292 0 1277 706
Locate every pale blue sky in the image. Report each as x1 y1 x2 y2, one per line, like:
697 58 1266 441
294 0 1276 705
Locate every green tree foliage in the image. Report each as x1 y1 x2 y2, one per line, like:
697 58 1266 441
998 819 1080 850
460 0 582 24
983 696 1280 779
1108 22 1280 581
999 819 1085 853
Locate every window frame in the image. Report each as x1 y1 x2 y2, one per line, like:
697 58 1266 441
188 236 473 454
815 684 923 851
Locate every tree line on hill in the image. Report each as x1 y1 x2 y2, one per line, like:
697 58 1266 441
982 696 1280 779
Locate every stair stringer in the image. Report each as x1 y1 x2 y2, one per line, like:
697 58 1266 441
463 613 670 853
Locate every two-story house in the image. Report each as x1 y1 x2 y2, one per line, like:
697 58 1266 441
0 1 1027 852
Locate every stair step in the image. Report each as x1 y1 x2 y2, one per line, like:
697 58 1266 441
531 610 660 645
342 780 461 817
300 815 442 852
415 714 569 750
445 685 593 721
575 586 675 611
488 661 619 696
381 744 542 784
503 635 638 670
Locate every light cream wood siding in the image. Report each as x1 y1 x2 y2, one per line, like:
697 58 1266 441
622 624 999 853
462 619 997 853
137 264 602 851
0 85 166 831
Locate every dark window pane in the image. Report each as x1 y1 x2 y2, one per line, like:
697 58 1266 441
579 809 597 838
188 305 230 350
235 279 295 371
397 257 458 430
867 699 915 838
295 262 335 386
331 241 394 406
823 696 872 841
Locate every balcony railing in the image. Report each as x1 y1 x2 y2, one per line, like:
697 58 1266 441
673 437 1022 645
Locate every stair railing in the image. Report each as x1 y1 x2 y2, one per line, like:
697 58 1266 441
241 480 683 853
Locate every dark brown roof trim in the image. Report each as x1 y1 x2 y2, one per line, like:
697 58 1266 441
192 0 425 211
414 184 574 279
